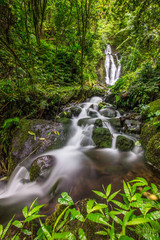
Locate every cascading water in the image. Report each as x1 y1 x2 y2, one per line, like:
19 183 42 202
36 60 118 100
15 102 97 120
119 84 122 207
0 97 159 223
105 44 121 85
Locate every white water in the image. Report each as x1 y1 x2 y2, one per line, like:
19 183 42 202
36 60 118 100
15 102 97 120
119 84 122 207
0 97 146 221
105 44 121 85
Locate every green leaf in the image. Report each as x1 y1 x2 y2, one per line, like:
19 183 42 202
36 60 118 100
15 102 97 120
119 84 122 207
29 198 38 210
78 228 87 240
22 229 32 235
130 178 148 186
28 131 36 140
28 204 45 216
87 199 95 214
12 220 23 228
109 214 123 225
107 190 121 202
39 219 52 240
90 204 107 213
92 190 106 198
58 192 74 206
22 206 28 218
106 184 111 197
145 211 160 221
151 183 158 194
70 209 85 222
24 214 46 223
2 215 14 239
87 213 111 227
123 210 134 226
12 235 20 240
119 236 134 240
52 232 76 239
123 181 131 201
0 225 3 237
95 231 108 236
127 218 150 225
111 200 128 210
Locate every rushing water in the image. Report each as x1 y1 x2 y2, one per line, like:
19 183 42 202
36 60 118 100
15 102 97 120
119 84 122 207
105 44 121 85
0 97 159 222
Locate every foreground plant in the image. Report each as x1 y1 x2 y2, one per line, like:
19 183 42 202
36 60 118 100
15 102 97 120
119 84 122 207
0 178 160 239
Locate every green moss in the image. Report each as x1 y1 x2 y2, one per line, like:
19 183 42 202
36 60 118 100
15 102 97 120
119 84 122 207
140 121 158 150
30 164 41 182
116 135 134 151
92 127 112 148
148 99 160 114
146 133 160 169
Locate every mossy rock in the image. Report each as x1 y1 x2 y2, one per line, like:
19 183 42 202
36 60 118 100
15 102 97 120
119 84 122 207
145 133 160 169
147 99 160 114
70 107 82 117
92 127 112 148
140 121 158 150
116 135 134 151
30 155 56 182
109 118 121 131
99 108 117 118
88 109 98 118
59 111 72 119
78 118 95 127
94 119 103 128
46 199 106 240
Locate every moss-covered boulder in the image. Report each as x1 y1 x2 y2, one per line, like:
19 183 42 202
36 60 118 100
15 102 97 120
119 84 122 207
8 119 69 175
145 133 160 169
116 135 134 151
109 118 121 131
30 155 56 182
140 121 158 150
147 99 160 114
92 127 112 148
46 199 106 240
124 119 141 134
70 107 82 117
88 109 98 118
78 118 95 127
99 108 117 118
94 119 103 128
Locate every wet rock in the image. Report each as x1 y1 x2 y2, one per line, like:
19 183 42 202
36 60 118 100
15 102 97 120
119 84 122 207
124 119 141 134
70 106 82 117
8 119 69 175
30 155 56 182
78 118 95 127
116 135 134 151
88 109 98 118
145 133 160 169
109 118 121 131
92 127 112 148
99 108 117 118
94 119 103 128
140 121 158 150
98 102 113 110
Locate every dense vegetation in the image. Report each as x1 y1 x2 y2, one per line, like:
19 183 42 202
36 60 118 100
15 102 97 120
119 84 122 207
0 0 160 238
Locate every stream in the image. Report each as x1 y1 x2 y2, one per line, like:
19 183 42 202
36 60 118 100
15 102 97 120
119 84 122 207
0 96 159 223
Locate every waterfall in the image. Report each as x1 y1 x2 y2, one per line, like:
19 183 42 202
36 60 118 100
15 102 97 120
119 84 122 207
105 44 121 85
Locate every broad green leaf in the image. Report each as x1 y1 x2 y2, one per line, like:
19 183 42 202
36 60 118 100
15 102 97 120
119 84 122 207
78 228 87 240
110 214 123 225
107 190 121 202
87 199 95 214
58 192 74 206
130 178 148 186
24 214 46 223
123 210 134 226
2 215 14 239
92 190 106 198
106 184 111 197
87 213 111 227
12 235 20 240
90 204 107 213
111 200 128 210
39 219 52 240
28 131 36 140
52 232 76 239
22 229 32 235
12 220 23 228
70 208 85 222
0 177 7 181
123 181 131 201
22 206 28 218
95 231 108 236
53 206 70 231
127 218 150 225
29 198 38 210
